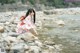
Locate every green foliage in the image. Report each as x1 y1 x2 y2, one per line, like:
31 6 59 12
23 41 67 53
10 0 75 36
0 0 80 7
21 0 25 4
0 0 15 5
28 0 35 5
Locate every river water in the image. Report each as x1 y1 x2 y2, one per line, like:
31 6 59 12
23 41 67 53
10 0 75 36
39 14 80 53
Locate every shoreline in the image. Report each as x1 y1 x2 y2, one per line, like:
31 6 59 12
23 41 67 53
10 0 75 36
0 7 80 12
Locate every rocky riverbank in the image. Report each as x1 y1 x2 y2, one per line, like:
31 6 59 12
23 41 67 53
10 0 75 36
0 8 80 53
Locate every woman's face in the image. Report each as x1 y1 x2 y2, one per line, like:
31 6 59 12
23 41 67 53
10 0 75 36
30 11 34 16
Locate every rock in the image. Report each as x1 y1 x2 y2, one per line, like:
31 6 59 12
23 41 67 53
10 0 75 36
55 20 65 26
0 26 4 33
2 33 8 37
44 41 55 46
74 29 79 32
4 26 11 32
43 44 62 53
24 45 29 50
36 21 42 30
17 32 38 41
11 43 28 50
42 50 49 53
4 36 18 43
27 42 36 46
54 44 63 51
29 46 42 53
47 45 55 53
10 43 29 53
35 40 42 47
43 10 53 15
0 23 4 26
5 45 11 50
0 48 6 53
8 32 19 37
43 10 58 15
5 22 10 25
25 51 29 53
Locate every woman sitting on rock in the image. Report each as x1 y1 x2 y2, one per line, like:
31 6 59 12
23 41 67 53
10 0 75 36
16 9 38 36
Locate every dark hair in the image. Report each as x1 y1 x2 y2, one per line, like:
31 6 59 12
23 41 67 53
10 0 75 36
25 9 36 23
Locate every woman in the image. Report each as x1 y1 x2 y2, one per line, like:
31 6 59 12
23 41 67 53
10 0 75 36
16 9 38 36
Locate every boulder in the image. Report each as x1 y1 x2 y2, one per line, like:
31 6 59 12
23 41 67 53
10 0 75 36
0 26 4 33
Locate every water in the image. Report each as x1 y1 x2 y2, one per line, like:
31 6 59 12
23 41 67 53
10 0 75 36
39 14 80 53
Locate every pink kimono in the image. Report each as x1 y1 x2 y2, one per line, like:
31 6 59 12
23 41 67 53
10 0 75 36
16 15 35 34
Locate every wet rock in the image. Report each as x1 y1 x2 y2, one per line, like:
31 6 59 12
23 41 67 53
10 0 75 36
35 40 42 47
47 45 55 53
0 26 4 33
43 10 54 15
54 44 63 51
44 41 55 46
43 44 62 53
36 21 42 30
55 20 65 26
74 29 79 32
29 46 42 53
43 10 58 15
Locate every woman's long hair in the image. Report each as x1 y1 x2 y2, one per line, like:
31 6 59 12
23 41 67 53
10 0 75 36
25 9 36 24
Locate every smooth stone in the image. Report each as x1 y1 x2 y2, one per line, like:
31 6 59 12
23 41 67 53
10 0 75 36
0 26 4 33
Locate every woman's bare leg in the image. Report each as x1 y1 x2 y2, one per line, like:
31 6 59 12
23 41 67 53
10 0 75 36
29 28 38 36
